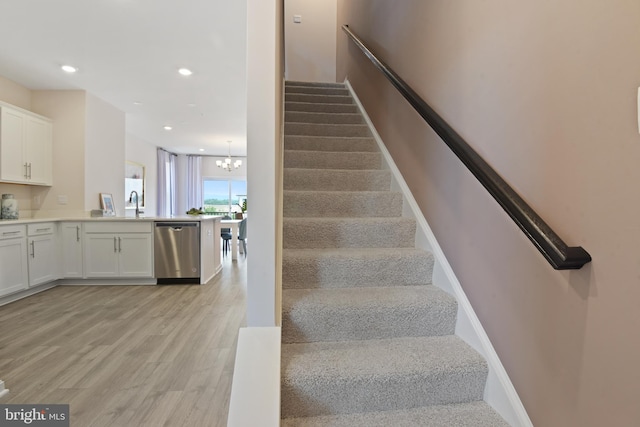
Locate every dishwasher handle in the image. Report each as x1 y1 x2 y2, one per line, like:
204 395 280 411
155 222 199 229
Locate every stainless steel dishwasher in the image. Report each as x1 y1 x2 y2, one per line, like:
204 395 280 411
154 222 200 284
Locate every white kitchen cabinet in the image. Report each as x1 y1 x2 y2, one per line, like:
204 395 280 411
0 104 53 186
0 107 26 182
27 223 58 287
24 115 53 185
60 222 83 278
84 222 153 278
0 225 28 297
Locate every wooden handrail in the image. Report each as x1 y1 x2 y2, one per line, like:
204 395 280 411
342 25 591 270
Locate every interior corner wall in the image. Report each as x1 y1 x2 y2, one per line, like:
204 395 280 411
246 0 281 327
0 75 31 110
31 90 87 218
338 1 640 426
84 93 125 216
284 0 337 82
275 0 285 327
125 134 158 217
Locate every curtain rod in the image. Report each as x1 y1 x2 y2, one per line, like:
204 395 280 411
158 147 178 156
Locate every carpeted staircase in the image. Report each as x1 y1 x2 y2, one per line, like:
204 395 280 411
281 81 510 426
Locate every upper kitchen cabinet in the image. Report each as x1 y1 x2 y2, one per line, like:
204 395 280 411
0 103 52 186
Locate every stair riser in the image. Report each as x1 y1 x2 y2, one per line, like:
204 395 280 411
284 192 403 218
281 370 487 418
282 289 457 343
284 136 378 152
286 102 359 114
283 219 416 249
286 94 354 104
284 169 391 191
286 81 346 89
280 402 511 427
285 111 364 125
285 123 371 138
282 250 434 289
285 86 350 96
284 151 382 170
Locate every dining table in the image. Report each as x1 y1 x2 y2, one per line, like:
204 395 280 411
220 219 244 260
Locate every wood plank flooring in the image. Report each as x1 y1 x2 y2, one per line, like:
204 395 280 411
0 255 246 427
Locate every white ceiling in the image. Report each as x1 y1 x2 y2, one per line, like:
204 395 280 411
0 0 248 156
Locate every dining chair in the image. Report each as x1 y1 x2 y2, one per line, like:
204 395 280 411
221 215 232 255
238 218 247 255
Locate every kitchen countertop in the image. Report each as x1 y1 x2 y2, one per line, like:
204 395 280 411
0 215 221 225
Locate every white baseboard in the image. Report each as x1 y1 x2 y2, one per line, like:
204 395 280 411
0 380 8 399
0 282 58 307
57 278 157 286
345 79 533 427
227 327 281 427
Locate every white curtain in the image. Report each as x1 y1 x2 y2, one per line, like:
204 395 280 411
187 155 203 210
157 148 177 217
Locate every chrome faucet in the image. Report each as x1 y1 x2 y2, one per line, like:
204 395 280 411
129 191 140 218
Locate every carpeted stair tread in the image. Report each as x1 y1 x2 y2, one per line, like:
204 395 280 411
284 169 391 191
280 401 510 427
281 335 488 418
282 248 434 289
282 285 457 343
284 150 381 170
285 111 365 124
284 135 377 152
283 217 416 249
286 81 346 89
285 101 360 114
285 122 371 138
286 93 354 104
283 190 403 218
285 86 350 96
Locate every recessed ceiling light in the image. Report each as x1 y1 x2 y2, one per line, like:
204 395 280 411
61 65 78 73
199 148 205 152
133 101 142 106
178 68 193 76
163 125 173 131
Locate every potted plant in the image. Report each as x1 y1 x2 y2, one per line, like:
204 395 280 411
235 199 246 219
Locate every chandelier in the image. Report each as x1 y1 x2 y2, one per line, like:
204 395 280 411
216 141 242 171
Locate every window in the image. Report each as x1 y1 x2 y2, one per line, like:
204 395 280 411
203 179 247 215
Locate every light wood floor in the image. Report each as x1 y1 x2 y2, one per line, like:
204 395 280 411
0 255 247 427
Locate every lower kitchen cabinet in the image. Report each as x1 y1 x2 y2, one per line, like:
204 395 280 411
0 226 28 298
60 222 83 278
83 222 153 278
26 222 58 287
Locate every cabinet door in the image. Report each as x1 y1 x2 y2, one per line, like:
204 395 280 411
60 223 83 278
0 238 28 297
118 234 153 277
24 115 53 185
27 235 57 287
0 107 26 182
84 233 119 277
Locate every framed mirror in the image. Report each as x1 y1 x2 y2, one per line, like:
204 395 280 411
125 161 145 209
